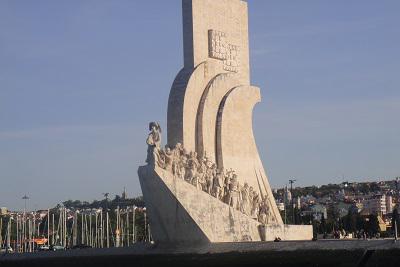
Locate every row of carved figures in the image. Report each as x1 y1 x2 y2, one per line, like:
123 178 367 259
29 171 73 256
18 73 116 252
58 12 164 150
145 122 275 225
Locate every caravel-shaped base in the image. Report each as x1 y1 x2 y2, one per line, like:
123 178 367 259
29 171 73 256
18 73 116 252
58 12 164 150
138 165 313 244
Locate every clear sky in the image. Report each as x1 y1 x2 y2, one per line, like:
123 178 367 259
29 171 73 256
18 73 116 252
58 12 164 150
1 0 399 211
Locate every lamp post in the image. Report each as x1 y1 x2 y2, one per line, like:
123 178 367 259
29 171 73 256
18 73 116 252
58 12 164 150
289 179 296 224
22 195 29 252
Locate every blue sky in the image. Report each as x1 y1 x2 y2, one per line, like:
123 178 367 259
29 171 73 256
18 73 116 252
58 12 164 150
1 0 399 210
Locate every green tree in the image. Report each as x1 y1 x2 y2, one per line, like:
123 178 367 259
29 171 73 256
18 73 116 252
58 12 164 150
320 214 326 234
392 208 399 235
366 214 379 237
343 210 358 233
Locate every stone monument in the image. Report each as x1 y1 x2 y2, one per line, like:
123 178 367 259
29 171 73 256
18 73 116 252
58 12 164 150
138 0 312 244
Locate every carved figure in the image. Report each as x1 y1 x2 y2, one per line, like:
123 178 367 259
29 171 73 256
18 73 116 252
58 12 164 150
248 186 254 212
145 132 271 221
146 122 162 166
178 153 187 180
223 169 234 203
258 197 270 225
212 171 224 199
172 143 183 176
186 155 201 189
241 183 250 215
197 157 208 191
251 192 260 218
162 146 173 171
228 174 240 210
205 161 214 194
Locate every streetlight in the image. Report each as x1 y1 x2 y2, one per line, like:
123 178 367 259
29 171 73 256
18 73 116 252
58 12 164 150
21 195 29 252
289 179 296 224
22 195 29 212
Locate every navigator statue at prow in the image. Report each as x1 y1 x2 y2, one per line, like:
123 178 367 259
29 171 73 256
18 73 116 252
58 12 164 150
138 0 312 244
145 122 162 167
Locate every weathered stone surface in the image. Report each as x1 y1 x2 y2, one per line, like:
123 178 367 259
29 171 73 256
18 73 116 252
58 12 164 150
196 73 239 161
168 61 222 152
138 165 209 244
182 0 250 85
139 165 312 243
139 165 261 243
141 0 313 244
216 85 283 224
263 225 313 241
168 0 251 150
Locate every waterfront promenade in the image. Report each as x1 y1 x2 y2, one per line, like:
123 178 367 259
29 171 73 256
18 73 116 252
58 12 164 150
1 239 400 267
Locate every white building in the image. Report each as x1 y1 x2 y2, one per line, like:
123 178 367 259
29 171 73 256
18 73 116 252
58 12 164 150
386 195 393 214
284 186 292 204
363 195 387 215
296 197 301 209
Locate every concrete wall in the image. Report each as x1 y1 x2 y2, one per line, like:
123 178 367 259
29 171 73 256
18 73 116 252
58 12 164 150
262 225 313 241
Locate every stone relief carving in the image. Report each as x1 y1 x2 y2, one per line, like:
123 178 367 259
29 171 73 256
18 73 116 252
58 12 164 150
145 123 275 225
208 30 240 73
146 122 162 166
208 30 228 60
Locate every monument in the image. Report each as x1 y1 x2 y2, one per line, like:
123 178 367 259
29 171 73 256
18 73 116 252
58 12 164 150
138 0 312 244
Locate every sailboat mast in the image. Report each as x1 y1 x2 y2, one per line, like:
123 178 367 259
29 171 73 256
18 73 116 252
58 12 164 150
47 209 50 245
106 212 109 248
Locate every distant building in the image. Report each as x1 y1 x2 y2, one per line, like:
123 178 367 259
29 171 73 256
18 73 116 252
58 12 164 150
284 186 292 204
335 202 352 218
276 202 285 211
362 195 387 215
386 195 393 214
396 177 400 191
122 187 128 200
377 216 387 232
301 195 317 205
350 202 364 213
337 188 345 200
295 197 301 209
311 204 327 220
301 204 327 222
0 207 8 215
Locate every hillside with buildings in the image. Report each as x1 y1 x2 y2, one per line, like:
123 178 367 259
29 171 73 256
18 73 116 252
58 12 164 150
274 177 400 238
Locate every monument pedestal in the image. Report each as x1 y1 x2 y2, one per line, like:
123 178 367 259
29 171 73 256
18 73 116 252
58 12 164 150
139 165 312 244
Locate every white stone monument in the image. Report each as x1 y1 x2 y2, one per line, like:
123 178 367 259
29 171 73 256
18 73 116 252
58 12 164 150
138 0 312 244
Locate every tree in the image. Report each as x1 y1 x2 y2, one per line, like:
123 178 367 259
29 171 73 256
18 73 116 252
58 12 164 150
320 214 326 234
343 210 358 233
366 214 379 237
392 208 399 235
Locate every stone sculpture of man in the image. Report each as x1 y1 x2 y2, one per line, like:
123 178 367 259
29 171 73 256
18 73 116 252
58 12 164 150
251 192 260 218
248 186 254 212
228 174 240 210
172 143 182 177
197 157 207 191
146 122 162 166
212 170 224 200
241 183 250 215
223 169 234 203
162 146 173 171
205 161 214 194
258 197 270 225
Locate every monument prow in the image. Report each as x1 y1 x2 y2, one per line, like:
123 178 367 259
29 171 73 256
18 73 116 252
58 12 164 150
139 0 313 244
